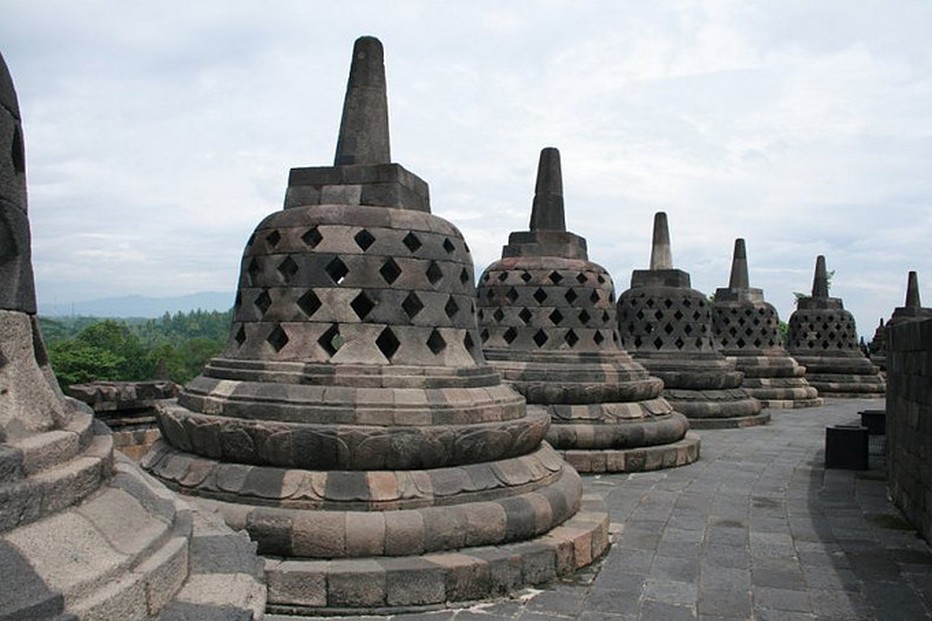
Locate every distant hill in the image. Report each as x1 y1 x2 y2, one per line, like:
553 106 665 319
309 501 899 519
40 291 235 319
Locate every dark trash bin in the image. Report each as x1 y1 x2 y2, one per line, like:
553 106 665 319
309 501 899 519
825 425 869 470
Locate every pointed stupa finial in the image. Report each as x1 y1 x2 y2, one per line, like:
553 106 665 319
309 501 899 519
649 212 673 270
812 255 829 298
905 271 921 308
528 147 565 231
334 36 390 166
728 238 750 289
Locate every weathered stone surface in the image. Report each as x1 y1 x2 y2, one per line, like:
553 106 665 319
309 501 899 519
712 239 821 408
870 271 932 371
477 149 697 472
616 214 763 425
786 255 885 397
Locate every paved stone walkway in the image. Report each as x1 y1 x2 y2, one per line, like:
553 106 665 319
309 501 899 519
270 398 932 620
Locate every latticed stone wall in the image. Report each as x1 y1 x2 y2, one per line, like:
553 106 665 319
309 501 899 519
886 317 932 543
477 260 620 352
712 302 783 351
617 287 717 352
225 205 482 366
785 309 859 352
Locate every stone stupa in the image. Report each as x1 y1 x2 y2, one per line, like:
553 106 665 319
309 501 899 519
0 52 264 620
785 255 885 397
711 239 822 408
869 271 932 371
476 148 699 473
615 213 766 428
142 37 608 614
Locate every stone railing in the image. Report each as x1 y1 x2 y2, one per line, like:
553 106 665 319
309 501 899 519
885 317 932 542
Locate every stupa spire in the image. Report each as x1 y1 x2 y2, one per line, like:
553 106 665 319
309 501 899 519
528 147 566 231
334 36 390 166
649 211 673 270
905 271 921 308
811 255 829 298
728 238 750 289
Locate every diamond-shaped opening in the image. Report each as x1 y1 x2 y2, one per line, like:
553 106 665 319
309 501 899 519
684 324 693 335
695 337 705 348
533 329 548 347
506 287 519 303
302 227 323 248
266 230 282 247
549 309 564 325
533 288 547 303
565 329 579 347
426 329 447 354
576 273 588 284
443 238 456 253
267 324 289 352
403 232 422 253
402 292 424 319
597 275 606 284
354 229 376 251
754 338 763 348
460 268 470 284
444 296 460 319
673 310 684 320
503 327 518 344
380 258 402 284
247 257 261 285
664 323 674 334
520 271 532 283
590 290 600 304
246 233 256 248
463 331 475 351
255 290 272 314
548 271 563 284
593 331 605 345
636 310 645 320
486 288 495 299
234 325 246 346
426 261 443 286
692 311 702 320
493 308 505 322
609 292 615 303
653 337 664 349
682 298 691 307
277 256 299 282
565 289 578 304
376 327 401 359
674 337 685 349
497 272 509 282
318 324 342 357
297 290 322 317
482 272 491 282
664 299 673 308
737 338 746 348
326 257 349 285
654 310 664 320
519 308 533 324
463 242 471 254
480 328 490 342
578 309 591 324
351 292 376 320
601 311 610 322
646 298 655 308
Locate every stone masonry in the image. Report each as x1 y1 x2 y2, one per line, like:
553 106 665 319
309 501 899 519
711 239 821 408
476 148 699 473
786 255 885 397
0 51 265 620
143 37 609 615
616 213 766 429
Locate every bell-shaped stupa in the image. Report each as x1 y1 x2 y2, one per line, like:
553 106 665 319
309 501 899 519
869 271 932 371
0 52 264 620
711 239 822 408
615 213 766 428
785 255 885 396
476 148 699 473
143 37 608 614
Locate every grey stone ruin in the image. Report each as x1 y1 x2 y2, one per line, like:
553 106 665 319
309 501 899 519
785 255 885 397
476 148 699 473
615 213 767 428
0 52 264 620
869 271 932 371
142 37 609 614
711 239 822 408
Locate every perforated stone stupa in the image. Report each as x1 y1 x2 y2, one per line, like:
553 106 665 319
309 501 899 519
711 239 822 408
869 271 932 371
615 213 766 428
476 148 698 473
785 255 885 397
143 37 608 614
0 52 264 620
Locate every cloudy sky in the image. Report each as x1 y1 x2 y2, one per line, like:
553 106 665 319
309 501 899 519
3 1 930 337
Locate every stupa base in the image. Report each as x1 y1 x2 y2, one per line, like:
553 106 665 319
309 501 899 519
261 494 608 615
755 397 825 409
686 411 771 429
559 431 700 473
